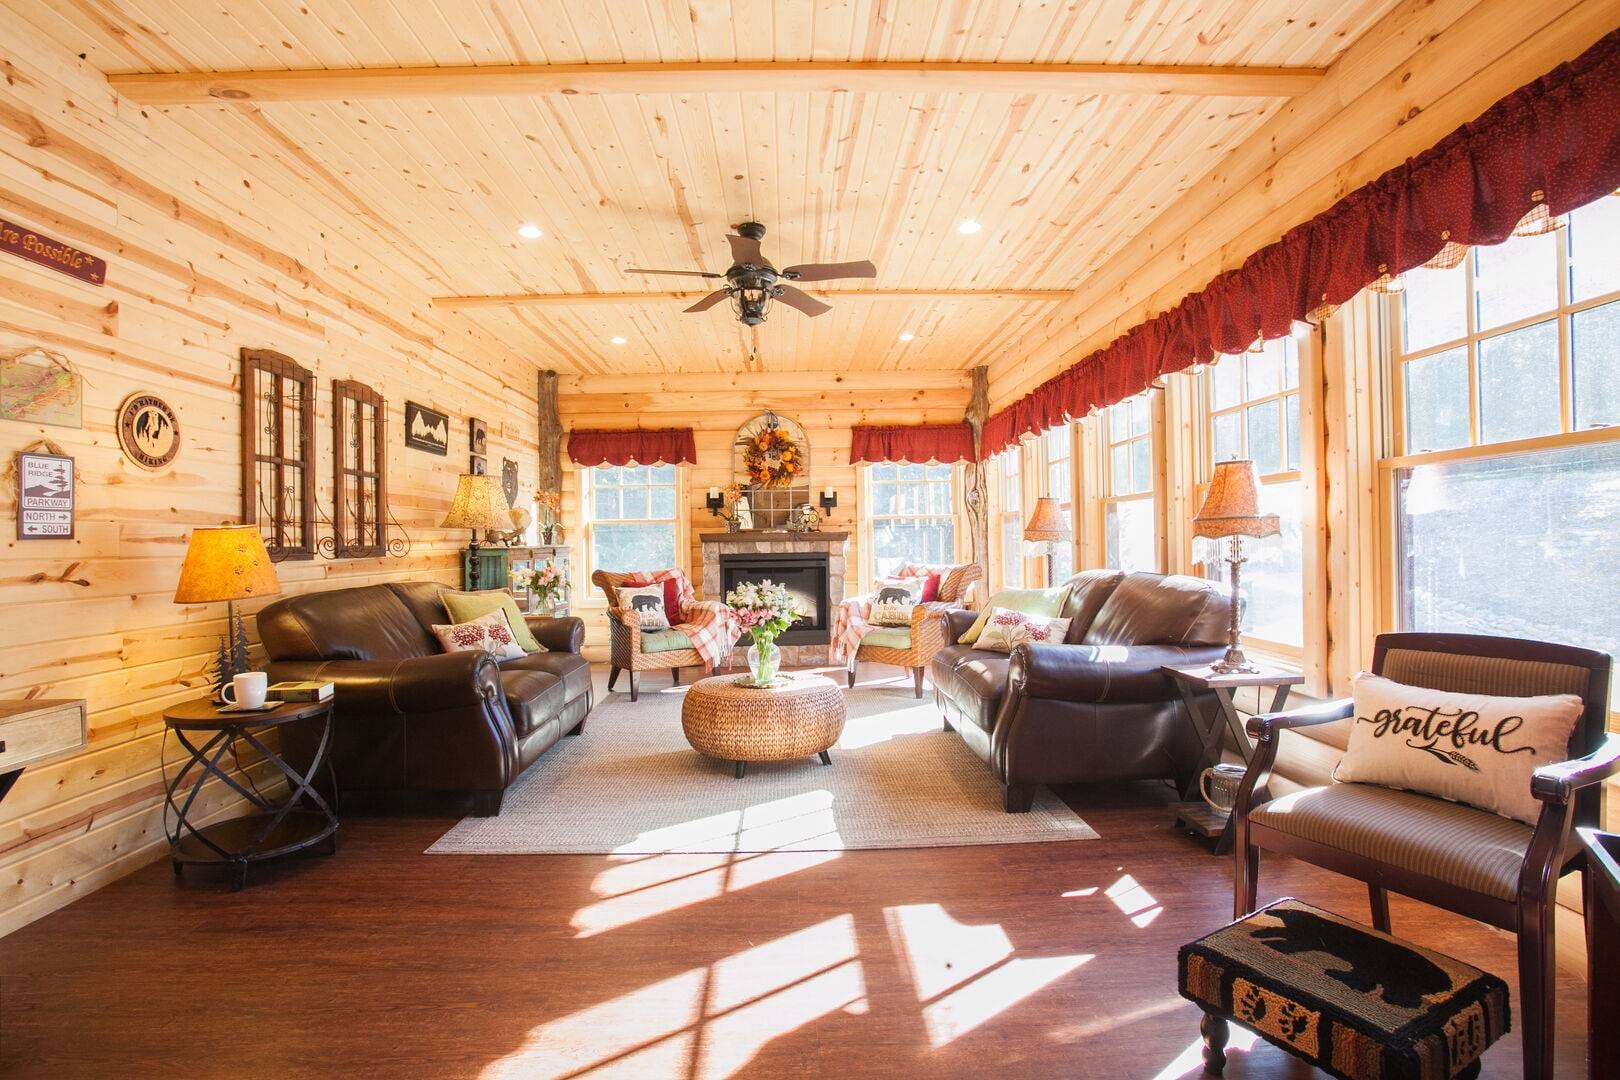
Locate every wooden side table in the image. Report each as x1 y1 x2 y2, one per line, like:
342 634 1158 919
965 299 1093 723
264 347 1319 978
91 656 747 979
1580 827 1620 1079
162 698 338 890
0 699 87 806
1162 663 1302 854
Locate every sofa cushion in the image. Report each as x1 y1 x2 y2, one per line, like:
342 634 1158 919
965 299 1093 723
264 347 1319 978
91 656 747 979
1082 572 1229 646
862 627 911 650
499 669 566 738
641 628 695 654
259 584 437 662
1058 569 1127 642
500 649 592 703
931 644 1010 733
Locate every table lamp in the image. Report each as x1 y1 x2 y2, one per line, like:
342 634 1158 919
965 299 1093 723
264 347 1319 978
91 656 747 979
1023 496 1072 586
442 473 513 591
1192 459 1280 674
174 525 282 697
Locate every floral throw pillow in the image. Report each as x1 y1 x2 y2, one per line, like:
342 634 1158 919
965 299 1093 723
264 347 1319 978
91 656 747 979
431 608 527 661
619 584 673 630
973 607 1072 654
870 577 925 627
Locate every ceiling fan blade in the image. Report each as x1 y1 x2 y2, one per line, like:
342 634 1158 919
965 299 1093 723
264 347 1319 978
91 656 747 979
781 259 878 282
774 285 832 318
626 268 724 278
727 233 765 266
683 289 732 313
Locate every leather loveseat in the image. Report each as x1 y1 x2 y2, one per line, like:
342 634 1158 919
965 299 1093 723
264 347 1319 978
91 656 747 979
931 569 1234 812
258 580 591 815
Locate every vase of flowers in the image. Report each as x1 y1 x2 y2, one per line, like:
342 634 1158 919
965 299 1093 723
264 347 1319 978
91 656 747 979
522 560 565 614
724 578 800 687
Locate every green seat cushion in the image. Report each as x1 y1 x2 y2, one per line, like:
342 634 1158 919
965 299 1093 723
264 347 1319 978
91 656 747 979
861 627 911 650
959 585 1071 644
641 628 695 654
442 589 542 652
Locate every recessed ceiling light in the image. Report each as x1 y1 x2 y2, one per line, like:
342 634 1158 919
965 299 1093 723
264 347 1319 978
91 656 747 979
610 335 627 345
898 332 915 341
517 223 543 239
956 219 982 235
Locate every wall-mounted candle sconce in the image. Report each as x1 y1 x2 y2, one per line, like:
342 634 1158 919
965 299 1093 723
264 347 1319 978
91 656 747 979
818 487 837 518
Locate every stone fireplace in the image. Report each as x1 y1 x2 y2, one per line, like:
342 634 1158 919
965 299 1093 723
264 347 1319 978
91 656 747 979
700 530 850 666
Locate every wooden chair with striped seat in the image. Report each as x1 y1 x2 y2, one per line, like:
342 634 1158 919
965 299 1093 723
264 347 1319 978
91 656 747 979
1232 632 1618 1080
592 569 706 702
848 561 983 698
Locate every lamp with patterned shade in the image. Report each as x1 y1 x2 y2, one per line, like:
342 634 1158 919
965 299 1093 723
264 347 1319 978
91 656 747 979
441 473 513 591
174 525 283 697
1192 459 1280 674
1023 496 1073 586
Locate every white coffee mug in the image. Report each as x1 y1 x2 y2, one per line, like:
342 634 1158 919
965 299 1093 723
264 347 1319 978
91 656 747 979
222 671 268 709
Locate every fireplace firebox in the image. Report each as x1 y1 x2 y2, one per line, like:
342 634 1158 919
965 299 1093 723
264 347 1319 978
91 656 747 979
718 551 830 645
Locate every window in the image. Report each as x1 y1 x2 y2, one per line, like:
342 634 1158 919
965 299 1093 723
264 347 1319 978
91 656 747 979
868 462 955 580
1102 396 1156 572
585 464 679 574
1042 426 1075 582
1203 337 1304 648
1387 197 1620 704
996 448 1024 588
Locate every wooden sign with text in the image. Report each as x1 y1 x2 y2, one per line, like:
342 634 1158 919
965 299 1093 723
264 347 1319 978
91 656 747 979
0 219 106 286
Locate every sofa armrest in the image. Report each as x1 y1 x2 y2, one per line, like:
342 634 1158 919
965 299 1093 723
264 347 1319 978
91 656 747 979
524 615 585 653
1011 643 1226 704
266 651 502 715
943 608 979 646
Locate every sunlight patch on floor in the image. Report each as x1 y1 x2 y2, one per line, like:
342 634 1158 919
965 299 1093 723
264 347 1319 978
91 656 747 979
1105 873 1163 928
1150 1028 1261 1080
835 700 947 749
573 849 840 937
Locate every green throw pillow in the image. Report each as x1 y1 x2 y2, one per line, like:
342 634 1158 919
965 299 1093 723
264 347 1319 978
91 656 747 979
442 590 543 653
958 586 1071 645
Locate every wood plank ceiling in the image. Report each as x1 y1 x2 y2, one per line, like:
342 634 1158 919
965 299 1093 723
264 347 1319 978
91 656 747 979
31 0 1401 376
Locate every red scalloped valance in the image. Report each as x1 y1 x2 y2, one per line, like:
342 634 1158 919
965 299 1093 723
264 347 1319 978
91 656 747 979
983 27 1620 456
851 423 975 465
567 427 696 467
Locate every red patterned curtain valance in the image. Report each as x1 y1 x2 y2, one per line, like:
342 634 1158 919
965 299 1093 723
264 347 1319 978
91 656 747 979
982 27 1620 456
567 427 697 467
851 423 975 465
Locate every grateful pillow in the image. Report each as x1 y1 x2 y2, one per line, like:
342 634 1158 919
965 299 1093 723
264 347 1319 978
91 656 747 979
431 609 527 661
974 607 1072 653
442 589 542 652
1333 672 1584 825
620 583 673 630
959 585 1071 645
870 577 925 627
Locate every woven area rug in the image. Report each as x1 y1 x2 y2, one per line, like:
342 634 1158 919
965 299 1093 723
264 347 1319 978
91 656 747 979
428 669 1097 855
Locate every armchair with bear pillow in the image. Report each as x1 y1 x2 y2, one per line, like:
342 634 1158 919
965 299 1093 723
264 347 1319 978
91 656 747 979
832 561 984 698
592 568 740 701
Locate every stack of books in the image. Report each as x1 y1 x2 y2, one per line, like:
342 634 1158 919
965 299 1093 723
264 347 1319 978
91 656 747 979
266 680 335 703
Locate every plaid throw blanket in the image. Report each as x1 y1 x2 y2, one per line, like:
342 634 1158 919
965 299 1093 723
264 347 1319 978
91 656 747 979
623 569 740 672
829 595 873 663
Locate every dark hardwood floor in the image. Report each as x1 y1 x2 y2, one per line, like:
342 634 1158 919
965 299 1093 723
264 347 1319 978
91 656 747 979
0 775 1589 1078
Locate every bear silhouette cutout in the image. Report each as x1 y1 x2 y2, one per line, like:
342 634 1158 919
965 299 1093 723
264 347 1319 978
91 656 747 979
1249 907 1452 1009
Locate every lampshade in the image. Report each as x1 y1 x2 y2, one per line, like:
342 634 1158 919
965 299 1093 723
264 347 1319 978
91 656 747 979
173 525 282 604
1022 497 1073 543
441 473 513 532
1193 459 1280 539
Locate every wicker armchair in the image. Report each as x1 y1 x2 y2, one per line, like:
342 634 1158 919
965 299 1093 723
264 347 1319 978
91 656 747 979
841 562 983 698
592 568 728 702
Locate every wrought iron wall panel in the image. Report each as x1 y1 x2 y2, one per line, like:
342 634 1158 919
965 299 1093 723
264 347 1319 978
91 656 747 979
240 348 316 561
331 379 387 559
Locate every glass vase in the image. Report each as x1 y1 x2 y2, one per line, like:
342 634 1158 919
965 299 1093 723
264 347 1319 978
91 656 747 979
746 637 781 686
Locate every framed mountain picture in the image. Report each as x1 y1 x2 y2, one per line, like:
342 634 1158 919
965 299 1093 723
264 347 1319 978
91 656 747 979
404 401 449 455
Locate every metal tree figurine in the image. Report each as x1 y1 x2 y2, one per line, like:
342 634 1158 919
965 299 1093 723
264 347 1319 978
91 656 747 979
212 637 234 700
230 610 252 678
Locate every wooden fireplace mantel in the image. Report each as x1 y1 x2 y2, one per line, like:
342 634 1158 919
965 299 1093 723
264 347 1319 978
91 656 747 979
699 530 852 544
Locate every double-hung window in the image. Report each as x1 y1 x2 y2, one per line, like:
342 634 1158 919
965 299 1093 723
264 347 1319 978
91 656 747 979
1102 396 1157 572
1385 196 1620 703
867 462 956 580
1041 426 1075 582
584 464 680 575
997 448 1025 589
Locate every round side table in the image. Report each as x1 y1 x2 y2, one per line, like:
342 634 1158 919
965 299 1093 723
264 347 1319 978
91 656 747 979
681 672 847 778
162 698 339 890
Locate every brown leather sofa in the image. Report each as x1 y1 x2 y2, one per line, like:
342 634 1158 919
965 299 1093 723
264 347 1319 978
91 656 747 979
258 581 590 816
931 569 1234 811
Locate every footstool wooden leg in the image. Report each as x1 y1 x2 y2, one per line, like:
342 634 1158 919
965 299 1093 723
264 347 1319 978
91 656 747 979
818 750 831 766
1200 1011 1229 1075
671 666 681 686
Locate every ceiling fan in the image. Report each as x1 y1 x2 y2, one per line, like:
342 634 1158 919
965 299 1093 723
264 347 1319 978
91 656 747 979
627 222 877 326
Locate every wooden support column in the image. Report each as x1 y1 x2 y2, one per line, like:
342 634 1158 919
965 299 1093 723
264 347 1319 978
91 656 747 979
964 367 991 604
537 370 561 496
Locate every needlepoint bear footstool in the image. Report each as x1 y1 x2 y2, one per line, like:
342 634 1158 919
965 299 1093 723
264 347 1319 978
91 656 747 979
1177 899 1509 1080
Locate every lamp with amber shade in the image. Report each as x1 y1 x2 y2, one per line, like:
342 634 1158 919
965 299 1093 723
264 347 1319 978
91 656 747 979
1192 459 1279 674
174 525 282 697
1022 496 1073 586
441 474 513 591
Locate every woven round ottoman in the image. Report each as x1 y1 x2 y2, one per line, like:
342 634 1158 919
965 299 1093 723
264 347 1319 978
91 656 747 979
681 672 847 778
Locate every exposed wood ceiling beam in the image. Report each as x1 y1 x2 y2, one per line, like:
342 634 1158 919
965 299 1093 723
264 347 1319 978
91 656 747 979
431 289 1072 310
108 61 1326 105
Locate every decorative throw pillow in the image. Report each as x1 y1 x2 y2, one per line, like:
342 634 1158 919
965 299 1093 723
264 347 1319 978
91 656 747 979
959 586 1071 645
870 577 925 626
919 572 942 603
1333 672 1584 826
620 583 673 630
442 589 543 653
973 607 1072 653
431 609 527 661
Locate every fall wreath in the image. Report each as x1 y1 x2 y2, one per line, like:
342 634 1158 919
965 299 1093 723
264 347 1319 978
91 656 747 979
743 425 805 487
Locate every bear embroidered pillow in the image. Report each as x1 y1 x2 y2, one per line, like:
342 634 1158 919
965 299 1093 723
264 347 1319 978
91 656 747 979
430 609 527 661
1333 672 1584 825
869 577 925 627
973 607 1072 654
619 584 673 630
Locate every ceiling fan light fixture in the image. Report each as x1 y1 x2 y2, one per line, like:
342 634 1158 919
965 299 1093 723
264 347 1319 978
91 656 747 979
517 223 543 240
731 284 772 326
956 219 983 235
